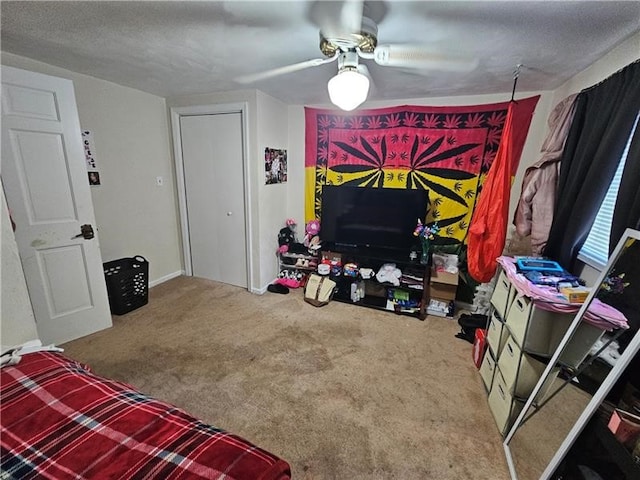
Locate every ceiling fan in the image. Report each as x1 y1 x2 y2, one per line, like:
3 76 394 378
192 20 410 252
235 0 478 111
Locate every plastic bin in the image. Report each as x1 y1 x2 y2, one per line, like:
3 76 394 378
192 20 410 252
103 256 149 315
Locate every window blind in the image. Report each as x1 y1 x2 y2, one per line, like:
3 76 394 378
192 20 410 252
578 114 639 268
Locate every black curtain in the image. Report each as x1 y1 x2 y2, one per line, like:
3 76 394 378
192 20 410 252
544 60 640 270
611 123 640 249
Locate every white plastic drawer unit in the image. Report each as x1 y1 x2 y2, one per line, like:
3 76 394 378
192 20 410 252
479 347 497 391
505 294 532 347
488 369 524 435
487 309 507 358
490 269 514 319
551 319 605 369
505 297 593 361
498 334 549 399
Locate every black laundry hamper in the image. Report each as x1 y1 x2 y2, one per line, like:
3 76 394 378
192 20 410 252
103 256 149 315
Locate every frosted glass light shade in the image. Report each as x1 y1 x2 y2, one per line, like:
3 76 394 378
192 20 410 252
327 69 370 111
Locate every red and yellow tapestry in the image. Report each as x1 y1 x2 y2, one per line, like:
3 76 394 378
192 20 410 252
305 97 539 244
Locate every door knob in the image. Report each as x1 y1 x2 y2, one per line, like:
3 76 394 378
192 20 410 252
73 224 95 240
226 212 233 216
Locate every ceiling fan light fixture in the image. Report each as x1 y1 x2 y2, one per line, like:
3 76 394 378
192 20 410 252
327 68 370 111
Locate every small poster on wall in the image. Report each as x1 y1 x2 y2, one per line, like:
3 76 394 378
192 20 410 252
88 172 101 185
82 129 101 186
265 147 287 184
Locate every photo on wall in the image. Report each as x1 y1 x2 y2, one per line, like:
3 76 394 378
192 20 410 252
265 147 287 184
88 171 101 186
82 129 101 186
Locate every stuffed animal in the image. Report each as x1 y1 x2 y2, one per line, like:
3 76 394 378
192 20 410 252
303 219 321 247
376 263 402 286
307 235 322 254
277 218 297 253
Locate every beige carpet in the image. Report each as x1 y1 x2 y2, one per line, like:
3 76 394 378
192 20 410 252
62 276 510 479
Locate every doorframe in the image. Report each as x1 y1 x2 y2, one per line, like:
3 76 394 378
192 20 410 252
170 103 253 291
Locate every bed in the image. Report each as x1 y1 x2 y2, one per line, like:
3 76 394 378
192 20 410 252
0 351 291 480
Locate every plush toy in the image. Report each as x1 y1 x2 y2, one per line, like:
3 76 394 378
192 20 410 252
376 263 402 286
307 235 322 254
303 220 321 247
277 218 297 253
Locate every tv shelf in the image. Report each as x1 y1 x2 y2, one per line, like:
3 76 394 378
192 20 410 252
327 249 431 320
324 244 419 263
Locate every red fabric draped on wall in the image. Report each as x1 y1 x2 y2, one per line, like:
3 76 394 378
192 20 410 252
468 99 538 282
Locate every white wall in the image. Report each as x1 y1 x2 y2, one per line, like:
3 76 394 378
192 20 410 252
256 91 290 288
1 53 183 286
1 191 38 347
551 32 640 108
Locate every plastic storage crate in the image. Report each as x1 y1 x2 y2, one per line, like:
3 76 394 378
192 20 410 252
103 256 149 315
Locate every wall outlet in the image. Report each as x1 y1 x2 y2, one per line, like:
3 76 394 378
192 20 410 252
156 176 164 186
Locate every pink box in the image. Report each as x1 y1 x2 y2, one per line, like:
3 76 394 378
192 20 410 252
608 408 640 447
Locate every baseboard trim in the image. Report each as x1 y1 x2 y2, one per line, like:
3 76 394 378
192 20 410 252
251 284 269 295
149 270 184 288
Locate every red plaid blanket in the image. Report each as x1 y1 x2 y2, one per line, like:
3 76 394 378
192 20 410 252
0 352 291 480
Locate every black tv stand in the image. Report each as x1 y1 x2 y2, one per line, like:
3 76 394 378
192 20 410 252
326 247 432 320
326 244 417 264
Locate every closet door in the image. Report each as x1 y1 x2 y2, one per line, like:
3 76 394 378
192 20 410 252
180 113 247 288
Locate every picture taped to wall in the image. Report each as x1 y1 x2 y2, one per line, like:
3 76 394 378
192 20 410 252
82 129 101 186
265 148 287 184
82 130 98 170
88 172 101 186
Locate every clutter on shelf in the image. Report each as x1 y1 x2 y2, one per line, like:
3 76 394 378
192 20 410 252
375 263 402 286
269 218 321 295
472 277 498 316
430 252 459 317
432 252 459 274
318 249 430 319
426 298 455 317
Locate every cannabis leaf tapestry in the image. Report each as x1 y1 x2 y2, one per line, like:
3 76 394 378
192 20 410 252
305 97 539 245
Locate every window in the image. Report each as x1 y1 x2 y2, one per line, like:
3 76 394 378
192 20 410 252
578 114 639 268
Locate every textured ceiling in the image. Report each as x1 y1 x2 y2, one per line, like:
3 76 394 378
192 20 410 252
2 1 639 104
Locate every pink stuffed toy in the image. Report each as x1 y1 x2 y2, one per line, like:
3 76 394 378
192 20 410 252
303 219 321 247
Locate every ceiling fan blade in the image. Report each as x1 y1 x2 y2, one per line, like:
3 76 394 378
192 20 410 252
340 0 364 34
373 44 479 73
310 0 364 39
235 55 338 84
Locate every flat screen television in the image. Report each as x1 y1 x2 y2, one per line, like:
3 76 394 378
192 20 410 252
320 185 430 253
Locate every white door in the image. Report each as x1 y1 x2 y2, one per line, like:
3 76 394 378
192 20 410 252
1 66 112 345
179 113 248 288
